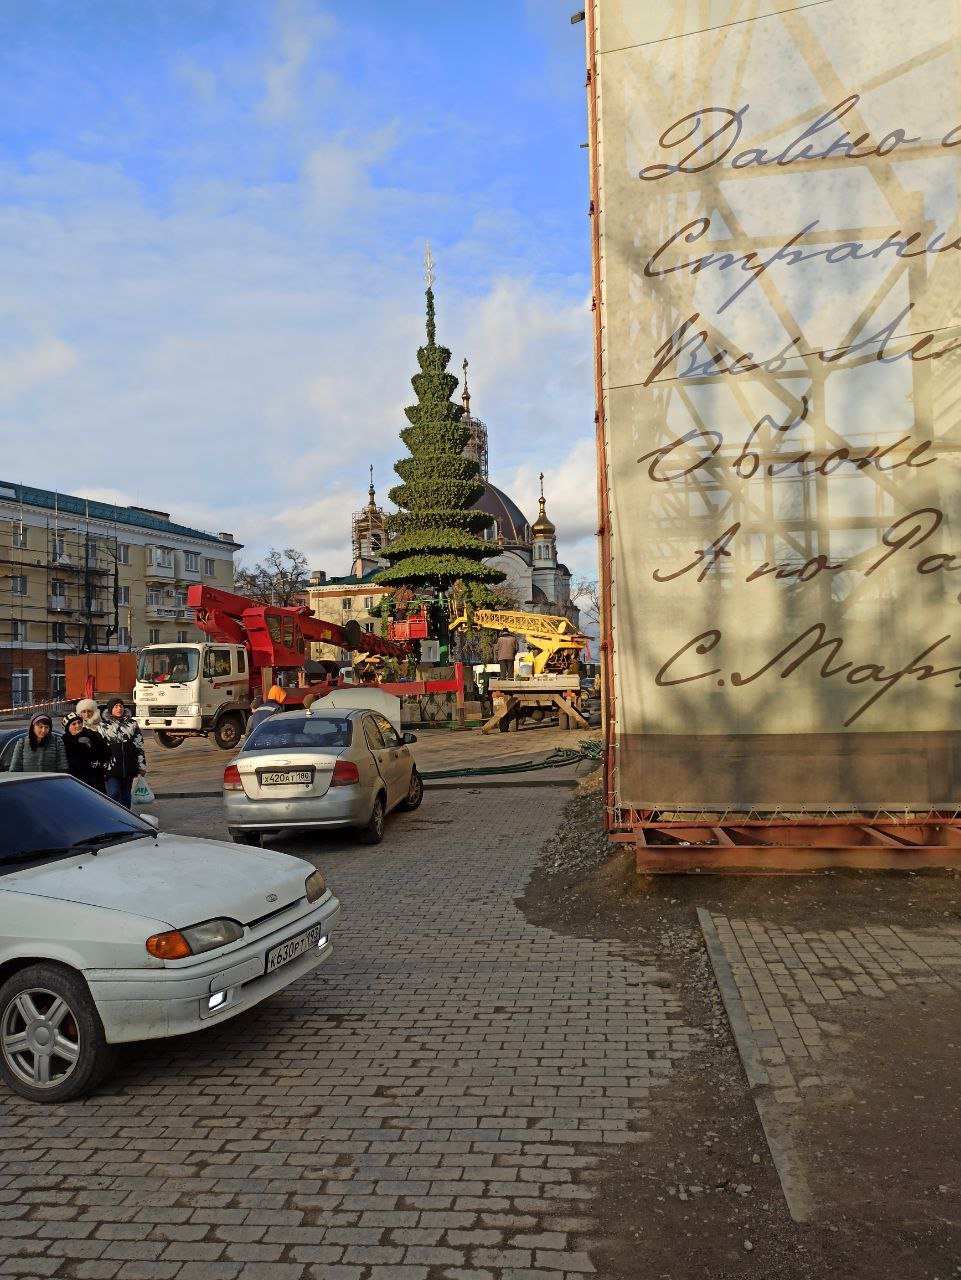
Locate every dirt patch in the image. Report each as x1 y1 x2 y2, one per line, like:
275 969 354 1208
517 773 961 1278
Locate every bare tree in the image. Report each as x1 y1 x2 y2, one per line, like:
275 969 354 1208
234 547 311 606
570 577 601 627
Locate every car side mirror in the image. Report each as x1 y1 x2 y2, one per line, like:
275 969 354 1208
140 814 160 831
402 732 417 744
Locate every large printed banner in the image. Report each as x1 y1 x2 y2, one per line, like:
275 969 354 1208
594 0 961 808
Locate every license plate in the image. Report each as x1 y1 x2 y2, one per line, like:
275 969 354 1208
266 923 326 972
261 769 313 786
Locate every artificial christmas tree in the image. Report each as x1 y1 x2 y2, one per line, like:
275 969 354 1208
375 250 504 596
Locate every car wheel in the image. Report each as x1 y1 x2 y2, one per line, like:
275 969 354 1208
229 829 262 846
154 731 186 749
398 768 424 812
358 793 386 845
0 964 116 1103
213 715 245 751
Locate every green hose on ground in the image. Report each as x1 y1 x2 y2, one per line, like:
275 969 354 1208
421 739 602 781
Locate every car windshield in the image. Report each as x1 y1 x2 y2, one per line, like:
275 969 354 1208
242 715 353 754
137 648 199 684
0 776 153 870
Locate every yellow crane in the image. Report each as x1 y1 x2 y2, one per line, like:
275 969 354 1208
448 608 589 677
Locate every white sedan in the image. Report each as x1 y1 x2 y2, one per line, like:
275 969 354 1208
0 773 340 1103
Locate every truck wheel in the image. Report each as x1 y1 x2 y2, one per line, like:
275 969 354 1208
154 731 186 749
0 964 116 1103
213 715 245 751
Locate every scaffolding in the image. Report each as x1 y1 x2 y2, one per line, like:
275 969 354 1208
0 504 120 707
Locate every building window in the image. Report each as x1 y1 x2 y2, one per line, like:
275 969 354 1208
11 670 32 706
51 536 65 561
51 578 66 597
11 575 26 596
51 672 66 698
117 543 130 564
362 621 374 633
184 552 199 573
175 590 188 608
118 626 131 648
85 537 99 565
11 619 25 642
341 598 352 611
147 588 162 606
177 630 189 643
12 525 26 549
52 622 67 643
147 546 173 569
363 596 374 610
148 628 161 645
117 586 129 606
203 558 215 576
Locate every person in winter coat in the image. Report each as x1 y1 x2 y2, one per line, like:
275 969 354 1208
494 629 519 679
8 714 69 774
75 698 103 732
100 698 146 809
248 685 286 734
61 711 112 793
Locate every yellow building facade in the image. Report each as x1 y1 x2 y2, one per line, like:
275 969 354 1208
0 481 239 708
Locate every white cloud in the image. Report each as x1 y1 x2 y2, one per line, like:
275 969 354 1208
259 0 337 121
0 337 77 403
0 7 595 587
174 59 217 105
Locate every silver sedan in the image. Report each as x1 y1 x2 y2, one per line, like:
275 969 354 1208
223 708 423 846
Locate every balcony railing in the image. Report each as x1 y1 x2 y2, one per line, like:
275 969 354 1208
47 595 71 611
146 603 181 619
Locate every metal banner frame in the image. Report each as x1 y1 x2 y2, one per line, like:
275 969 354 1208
587 0 961 866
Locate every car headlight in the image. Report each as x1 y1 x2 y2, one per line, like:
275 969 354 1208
146 918 244 959
305 870 327 902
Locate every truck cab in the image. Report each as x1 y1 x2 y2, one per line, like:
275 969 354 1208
134 642 251 750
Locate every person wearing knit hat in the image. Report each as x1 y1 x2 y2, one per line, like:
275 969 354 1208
62 711 112 793
75 698 103 731
8 713 69 774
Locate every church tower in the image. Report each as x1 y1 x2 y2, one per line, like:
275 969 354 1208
460 358 489 481
351 468 388 574
531 473 557 569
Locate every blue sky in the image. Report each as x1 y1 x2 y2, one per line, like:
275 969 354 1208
0 0 596 580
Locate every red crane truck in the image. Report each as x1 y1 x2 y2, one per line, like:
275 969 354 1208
133 584 409 750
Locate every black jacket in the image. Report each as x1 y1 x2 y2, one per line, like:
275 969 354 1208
101 716 147 780
63 728 112 792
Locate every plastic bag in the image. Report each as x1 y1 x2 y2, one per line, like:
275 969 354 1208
132 776 155 806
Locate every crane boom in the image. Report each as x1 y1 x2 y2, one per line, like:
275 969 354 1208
448 607 588 676
187 584 408 680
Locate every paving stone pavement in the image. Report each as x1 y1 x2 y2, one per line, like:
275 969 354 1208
700 911 961 1106
1 787 698 1280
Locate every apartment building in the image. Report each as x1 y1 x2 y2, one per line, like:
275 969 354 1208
0 481 240 707
302 565 390 665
